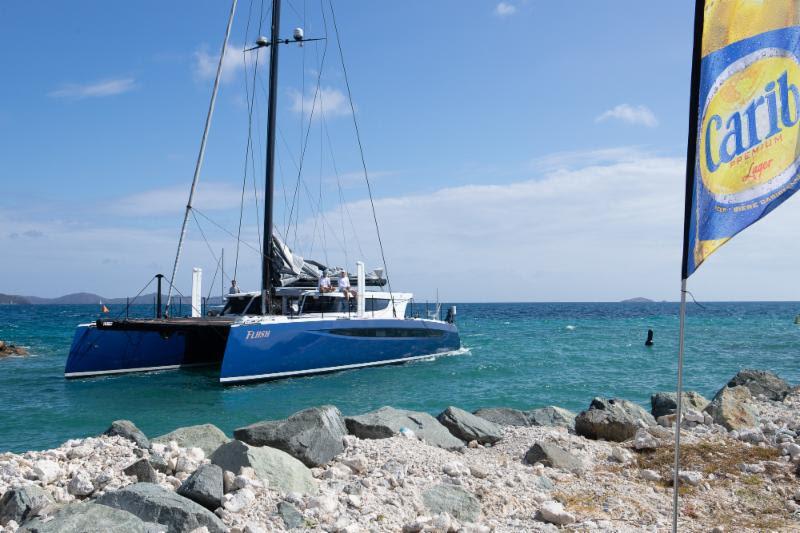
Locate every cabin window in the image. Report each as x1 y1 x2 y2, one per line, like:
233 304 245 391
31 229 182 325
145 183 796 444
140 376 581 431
365 298 391 312
223 295 260 315
300 295 348 314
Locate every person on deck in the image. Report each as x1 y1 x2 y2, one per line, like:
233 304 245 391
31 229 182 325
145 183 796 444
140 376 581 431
338 271 356 299
229 280 240 294
318 271 335 293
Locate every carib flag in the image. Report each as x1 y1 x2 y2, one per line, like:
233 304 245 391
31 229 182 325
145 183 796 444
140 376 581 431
684 0 800 277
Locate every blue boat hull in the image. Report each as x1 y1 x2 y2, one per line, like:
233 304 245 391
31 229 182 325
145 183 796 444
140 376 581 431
64 318 460 383
220 318 460 383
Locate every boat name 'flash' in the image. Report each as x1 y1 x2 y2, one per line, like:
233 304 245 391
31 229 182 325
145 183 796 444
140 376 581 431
245 330 271 340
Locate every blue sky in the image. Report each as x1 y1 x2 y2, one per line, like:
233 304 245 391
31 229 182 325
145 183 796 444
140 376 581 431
2 1 796 301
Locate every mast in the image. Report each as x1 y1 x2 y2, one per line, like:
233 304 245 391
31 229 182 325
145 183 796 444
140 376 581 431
261 0 282 315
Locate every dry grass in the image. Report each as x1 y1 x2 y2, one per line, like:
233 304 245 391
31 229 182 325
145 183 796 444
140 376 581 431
635 439 780 479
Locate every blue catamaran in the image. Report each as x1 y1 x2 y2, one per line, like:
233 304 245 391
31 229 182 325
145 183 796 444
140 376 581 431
64 0 461 384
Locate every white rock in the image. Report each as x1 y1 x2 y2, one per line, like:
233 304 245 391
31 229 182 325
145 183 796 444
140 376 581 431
398 427 416 439
151 443 166 455
341 455 368 474
33 460 61 484
342 434 358 448
223 470 236 493
224 488 255 513
640 469 662 482
243 524 266 533
308 494 338 514
538 500 576 525
633 428 658 451
678 470 702 486
469 465 489 479
67 473 94 496
66 446 92 460
442 461 466 477
175 457 197 474
684 409 704 424
785 443 800 459
739 462 765 474
324 464 352 479
233 475 251 490
167 476 182 490
188 528 209 533
186 447 205 463
347 494 362 508
5 520 19 532
610 447 634 464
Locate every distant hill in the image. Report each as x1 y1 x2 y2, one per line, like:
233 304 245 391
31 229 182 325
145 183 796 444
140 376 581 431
0 293 31 305
0 292 224 306
621 297 654 303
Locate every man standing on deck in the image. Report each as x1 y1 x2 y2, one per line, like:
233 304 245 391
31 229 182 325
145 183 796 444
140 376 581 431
229 280 240 294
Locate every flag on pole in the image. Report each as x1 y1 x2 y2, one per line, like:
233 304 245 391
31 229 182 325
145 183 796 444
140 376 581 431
684 0 800 278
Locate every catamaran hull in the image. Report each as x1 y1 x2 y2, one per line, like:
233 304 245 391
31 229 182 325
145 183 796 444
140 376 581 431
219 318 460 383
64 318 460 382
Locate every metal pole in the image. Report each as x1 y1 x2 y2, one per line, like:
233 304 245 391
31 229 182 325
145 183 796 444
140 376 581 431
156 274 164 319
671 278 688 533
261 0 282 315
166 0 238 310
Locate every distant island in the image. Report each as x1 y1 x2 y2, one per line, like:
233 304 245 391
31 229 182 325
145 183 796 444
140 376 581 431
620 297 654 303
0 292 223 306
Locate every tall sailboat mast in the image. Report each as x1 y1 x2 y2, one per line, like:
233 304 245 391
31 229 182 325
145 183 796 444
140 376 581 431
261 0 282 315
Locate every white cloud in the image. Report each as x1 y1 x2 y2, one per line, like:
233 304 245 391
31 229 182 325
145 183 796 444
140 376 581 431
495 2 517 17
193 43 246 83
596 104 659 127
114 182 248 216
7 148 800 301
49 78 137 99
289 87 351 119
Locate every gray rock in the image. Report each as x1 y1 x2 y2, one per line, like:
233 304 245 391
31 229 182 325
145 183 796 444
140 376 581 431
277 501 304 529
96 482 225 533
152 424 230 457
421 484 481 522
574 397 656 442
472 407 531 427
524 442 584 473
727 369 791 401
210 440 317 494
234 406 346 467
123 458 158 483
436 406 503 444
345 406 464 450
527 406 577 430
177 464 223 511
0 485 54 526
18 502 147 533
148 454 169 474
650 391 710 418
704 385 758 431
104 420 150 449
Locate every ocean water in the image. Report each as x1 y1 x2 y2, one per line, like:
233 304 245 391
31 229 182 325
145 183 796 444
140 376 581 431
0 302 798 453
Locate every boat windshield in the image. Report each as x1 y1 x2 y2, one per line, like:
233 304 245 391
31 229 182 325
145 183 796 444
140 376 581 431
223 294 261 316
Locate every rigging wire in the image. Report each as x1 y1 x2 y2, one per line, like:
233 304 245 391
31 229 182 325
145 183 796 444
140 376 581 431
328 0 395 313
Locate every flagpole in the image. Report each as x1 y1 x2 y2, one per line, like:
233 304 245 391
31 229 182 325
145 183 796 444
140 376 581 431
671 279 688 532
673 2 705 530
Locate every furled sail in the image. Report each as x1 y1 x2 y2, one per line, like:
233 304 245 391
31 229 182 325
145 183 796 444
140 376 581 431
271 233 386 287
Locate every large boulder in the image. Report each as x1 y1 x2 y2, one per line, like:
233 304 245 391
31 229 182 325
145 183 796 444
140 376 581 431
96 483 225 533
472 407 531 427
104 420 150 449
177 464 223 511
152 424 230 457
210 440 317 494
234 406 346 467
727 369 791 401
18 502 147 533
650 391 710 418
574 398 656 442
528 406 577 430
524 442 584 473
0 485 54 526
421 484 481 522
704 385 758 431
436 406 503 444
345 407 464 450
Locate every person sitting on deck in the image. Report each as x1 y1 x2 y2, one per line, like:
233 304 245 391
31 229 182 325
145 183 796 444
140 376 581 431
338 271 356 299
229 280 240 294
318 271 335 293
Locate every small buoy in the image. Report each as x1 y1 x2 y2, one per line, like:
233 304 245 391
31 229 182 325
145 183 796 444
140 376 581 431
794 314 800 324
645 329 654 347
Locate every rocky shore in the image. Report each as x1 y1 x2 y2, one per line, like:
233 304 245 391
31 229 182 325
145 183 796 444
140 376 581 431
1 369 799 532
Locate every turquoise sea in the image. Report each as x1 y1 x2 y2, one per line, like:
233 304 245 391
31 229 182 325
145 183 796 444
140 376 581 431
1 302 798 453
